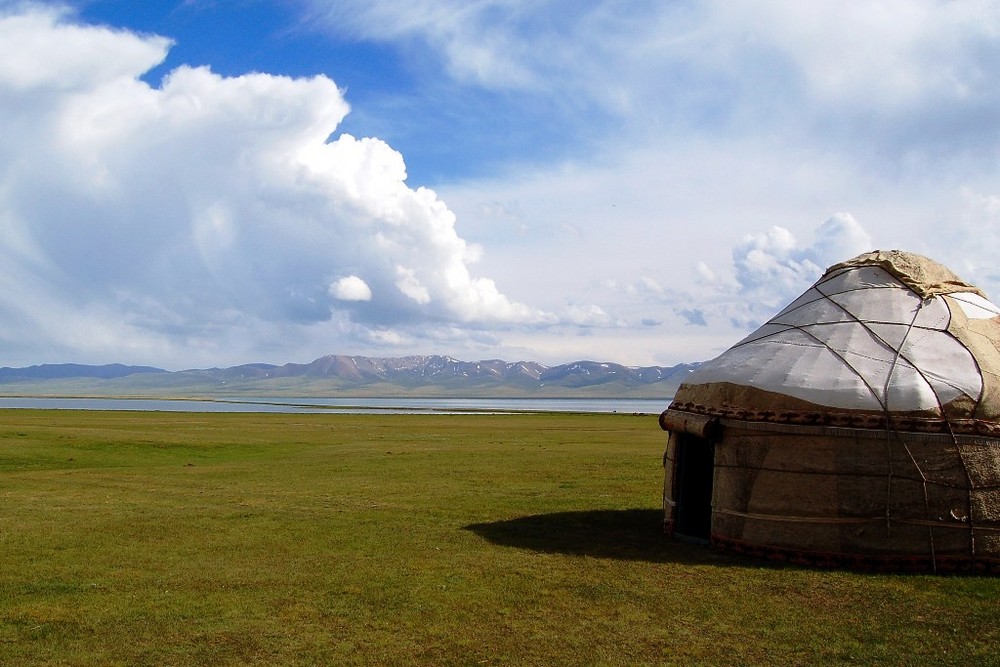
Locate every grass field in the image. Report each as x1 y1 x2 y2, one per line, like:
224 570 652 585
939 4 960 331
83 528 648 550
2 410 999 666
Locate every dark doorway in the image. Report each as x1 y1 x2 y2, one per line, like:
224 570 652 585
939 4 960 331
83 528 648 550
673 434 715 541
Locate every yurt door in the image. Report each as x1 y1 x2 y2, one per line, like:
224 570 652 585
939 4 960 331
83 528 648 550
673 434 714 541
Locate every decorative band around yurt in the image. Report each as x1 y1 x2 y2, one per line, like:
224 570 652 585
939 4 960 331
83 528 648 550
666 402 1000 438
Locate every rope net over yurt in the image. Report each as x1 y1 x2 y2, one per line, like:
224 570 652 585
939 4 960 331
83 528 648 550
661 250 1000 573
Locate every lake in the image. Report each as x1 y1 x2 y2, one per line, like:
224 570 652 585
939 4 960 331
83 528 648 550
0 396 671 415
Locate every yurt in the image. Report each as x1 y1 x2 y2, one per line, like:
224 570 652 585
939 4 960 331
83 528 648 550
660 250 1000 573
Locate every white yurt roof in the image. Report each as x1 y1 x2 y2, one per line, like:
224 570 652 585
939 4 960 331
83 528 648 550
672 251 1000 428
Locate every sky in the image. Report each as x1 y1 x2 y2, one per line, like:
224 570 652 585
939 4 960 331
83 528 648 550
2 0 1000 370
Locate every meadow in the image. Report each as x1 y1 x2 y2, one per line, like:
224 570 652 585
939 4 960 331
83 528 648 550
1 410 999 666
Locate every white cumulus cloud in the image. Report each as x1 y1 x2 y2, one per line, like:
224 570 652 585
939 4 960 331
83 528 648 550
0 5 548 366
330 276 372 301
732 213 872 302
706 213 874 330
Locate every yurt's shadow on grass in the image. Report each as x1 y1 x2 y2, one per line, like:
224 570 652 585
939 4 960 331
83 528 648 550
465 508 745 567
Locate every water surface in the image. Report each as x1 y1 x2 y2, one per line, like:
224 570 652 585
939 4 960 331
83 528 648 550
0 396 670 415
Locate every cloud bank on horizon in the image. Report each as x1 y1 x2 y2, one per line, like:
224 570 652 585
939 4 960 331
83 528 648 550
1 1 999 369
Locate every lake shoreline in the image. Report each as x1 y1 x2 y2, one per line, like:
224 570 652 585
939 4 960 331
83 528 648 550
0 395 671 415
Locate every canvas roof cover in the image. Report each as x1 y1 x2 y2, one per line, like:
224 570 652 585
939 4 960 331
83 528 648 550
673 251 1000 426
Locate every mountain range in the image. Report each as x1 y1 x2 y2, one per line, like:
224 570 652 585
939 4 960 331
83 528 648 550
0 355 699 398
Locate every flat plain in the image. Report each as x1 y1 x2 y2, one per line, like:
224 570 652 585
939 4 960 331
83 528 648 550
1 410 999 666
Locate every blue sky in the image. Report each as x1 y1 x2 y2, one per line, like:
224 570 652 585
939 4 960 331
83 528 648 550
2 1 1000 369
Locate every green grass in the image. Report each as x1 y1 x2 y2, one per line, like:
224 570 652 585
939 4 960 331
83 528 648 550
1 410 999 666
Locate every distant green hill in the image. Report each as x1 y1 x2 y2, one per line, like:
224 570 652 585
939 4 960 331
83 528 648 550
0 355 698 398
